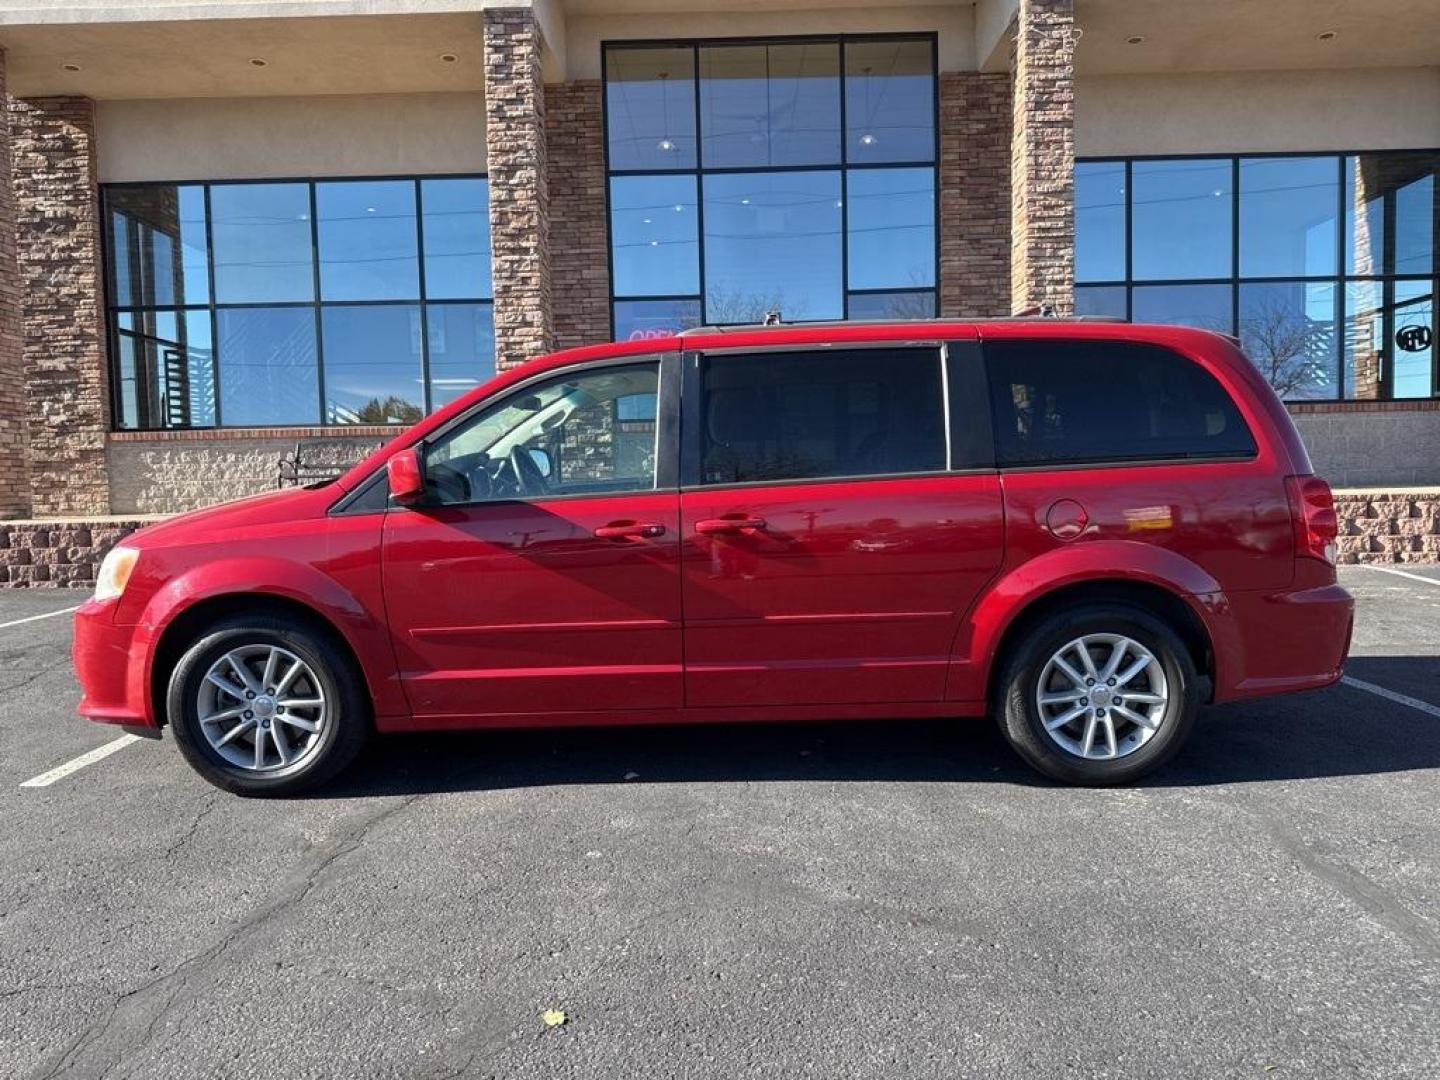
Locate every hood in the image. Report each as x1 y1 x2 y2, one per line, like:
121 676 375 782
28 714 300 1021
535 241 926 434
122 483 339 549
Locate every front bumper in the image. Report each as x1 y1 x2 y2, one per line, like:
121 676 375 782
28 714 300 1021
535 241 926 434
1214 582 1354 702
73 599 155 729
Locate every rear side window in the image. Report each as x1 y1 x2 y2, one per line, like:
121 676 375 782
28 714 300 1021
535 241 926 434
984 339 1257 467
699 348 945 484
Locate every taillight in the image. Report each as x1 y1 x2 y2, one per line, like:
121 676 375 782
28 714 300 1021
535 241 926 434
1285 475 1338 565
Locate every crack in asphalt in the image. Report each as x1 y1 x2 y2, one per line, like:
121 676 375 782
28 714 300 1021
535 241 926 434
160 793 218 863
29 794 422 1080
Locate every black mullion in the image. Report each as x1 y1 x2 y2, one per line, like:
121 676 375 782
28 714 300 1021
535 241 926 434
930 32 942 314
309 183 327 425
1123 161 1133 322
414 179 433 413
601 46 619 341
1335 155 1347 398
692 43 708 324
838 38 850 320
1230 157 1240 336
203 184 221 428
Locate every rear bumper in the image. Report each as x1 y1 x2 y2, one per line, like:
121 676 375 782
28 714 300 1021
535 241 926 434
1213 582 1354 703
73 600 155 729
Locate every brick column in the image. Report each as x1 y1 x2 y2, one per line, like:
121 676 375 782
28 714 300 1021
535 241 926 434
545 80 610 350
10 96 110 516
0 51 31 518
938 72 1012 319
1009 0 1075 316
484 7 553 369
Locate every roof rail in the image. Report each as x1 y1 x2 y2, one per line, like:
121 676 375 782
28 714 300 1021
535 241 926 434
677 315 1130 336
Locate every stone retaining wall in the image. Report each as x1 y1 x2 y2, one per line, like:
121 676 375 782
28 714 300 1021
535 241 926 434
3 490 1434 589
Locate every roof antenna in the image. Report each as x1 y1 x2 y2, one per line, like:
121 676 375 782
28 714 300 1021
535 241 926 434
762 309 783 326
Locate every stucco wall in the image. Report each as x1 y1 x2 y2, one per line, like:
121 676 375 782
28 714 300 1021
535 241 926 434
95 92 487 182
1075 67 1440 157
1292 409 1440 490
107 434 387 515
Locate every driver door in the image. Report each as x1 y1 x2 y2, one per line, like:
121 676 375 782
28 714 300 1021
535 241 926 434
382 355 684 720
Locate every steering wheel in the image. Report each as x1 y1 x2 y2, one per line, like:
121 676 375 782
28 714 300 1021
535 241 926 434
509 445 549 497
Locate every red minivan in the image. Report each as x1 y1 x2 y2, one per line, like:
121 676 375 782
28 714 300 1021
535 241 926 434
73 320 1353 795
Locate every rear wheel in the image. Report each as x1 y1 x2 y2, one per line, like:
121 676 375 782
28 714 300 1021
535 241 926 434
995 604 1200 785
167 614 370 796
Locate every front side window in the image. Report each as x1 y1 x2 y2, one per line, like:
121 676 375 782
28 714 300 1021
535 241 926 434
699 348 945 485
426 363 660 505
1076 150 1440 402
985 340 1256 467
103 175 495 430
605 35 937 338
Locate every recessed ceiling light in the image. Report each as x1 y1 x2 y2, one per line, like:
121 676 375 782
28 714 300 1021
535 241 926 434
61 62 82 72
248 57 268 67
1316 30 1337 41
439 53 458 63
1125 35 1145 45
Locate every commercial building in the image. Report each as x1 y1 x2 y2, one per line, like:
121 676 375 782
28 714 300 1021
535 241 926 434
0 0 1437 526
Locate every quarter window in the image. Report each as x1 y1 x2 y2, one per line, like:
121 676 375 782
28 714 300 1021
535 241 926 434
985 340 1256 467
698 348 945 484
425 363 661 505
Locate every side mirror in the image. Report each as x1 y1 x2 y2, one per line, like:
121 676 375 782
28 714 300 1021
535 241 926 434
387 448 426 504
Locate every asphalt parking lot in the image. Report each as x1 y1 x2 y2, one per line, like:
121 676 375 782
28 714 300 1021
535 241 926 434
2 567 1438 1079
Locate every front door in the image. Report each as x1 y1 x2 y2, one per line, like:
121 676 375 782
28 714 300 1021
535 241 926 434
679 343 1005 708
383 357 684 720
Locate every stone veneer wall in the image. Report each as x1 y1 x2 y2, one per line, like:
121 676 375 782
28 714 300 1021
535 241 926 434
106 432 393 516
938 72 1012 318
545 80 611 351
1009 0 1075 315
1335 491 1440 565
9 95 110 516
0 50 30 517
484 7 553 370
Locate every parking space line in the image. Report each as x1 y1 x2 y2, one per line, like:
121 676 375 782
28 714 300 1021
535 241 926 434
19 734 141 788
1341 676 1440 720
1359 565 1440 589
0 604 81 631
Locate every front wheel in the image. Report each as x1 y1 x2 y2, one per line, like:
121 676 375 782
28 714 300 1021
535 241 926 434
167 614 370 796
995 604 1201 786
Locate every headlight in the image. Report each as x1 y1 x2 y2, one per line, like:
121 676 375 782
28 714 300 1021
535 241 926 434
94 546 139 602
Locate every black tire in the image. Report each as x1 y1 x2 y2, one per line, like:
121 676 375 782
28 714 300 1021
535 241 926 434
994 603 1201 786
167 614 370 796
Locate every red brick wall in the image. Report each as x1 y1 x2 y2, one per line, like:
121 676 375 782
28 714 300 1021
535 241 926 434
484 7 553 370
938 72 1012 319
1009 0 1075 315
10 95 110 515
0 51 31 518
546 80 611 351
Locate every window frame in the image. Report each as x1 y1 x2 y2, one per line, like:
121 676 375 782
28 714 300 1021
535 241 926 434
394 352 683 511
601 33 942 338
1076 147 1440 403
100 172 494 432
679 340 990 491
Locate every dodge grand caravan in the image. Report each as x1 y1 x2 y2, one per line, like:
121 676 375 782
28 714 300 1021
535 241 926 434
73 320 1354 795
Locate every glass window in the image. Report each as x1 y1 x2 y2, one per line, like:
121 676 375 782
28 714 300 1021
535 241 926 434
1343 280 1385 400
606 48 697 171
699 42 840 168
985 340 1256 467
426 363 660 504
847 291 935 319
610 175 700 296
704 171 843 322
1132 283 1233 332
1345 151 1436 276
317 180 419 301
422 178 491 300
699 348 945 484
1131 159 1231 280
216 307 319 426
614 298 703 341
1239 157 1338 278
105 175 493 429
1396 173 1435 277
845 167 935 290
1075 161 1126 283
107 185 210 307
1074 285 1126 319
844 39 934 164
1392 280 1435 399
320 305 424 424
1238 281 1338 400
211 183 315 304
